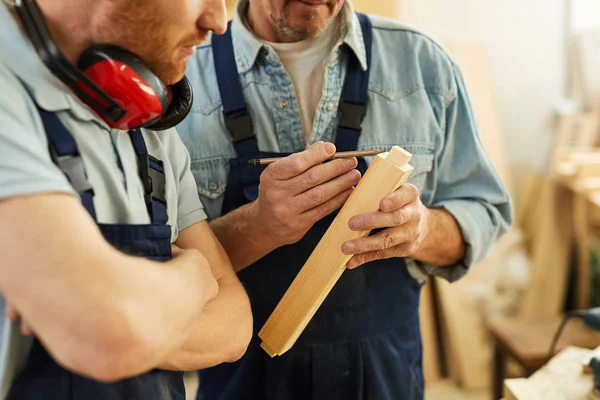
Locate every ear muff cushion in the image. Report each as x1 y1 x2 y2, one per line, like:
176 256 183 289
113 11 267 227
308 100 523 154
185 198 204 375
145 76 193 131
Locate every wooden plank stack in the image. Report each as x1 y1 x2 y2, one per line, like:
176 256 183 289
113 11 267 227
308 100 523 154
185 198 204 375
259 146 414 357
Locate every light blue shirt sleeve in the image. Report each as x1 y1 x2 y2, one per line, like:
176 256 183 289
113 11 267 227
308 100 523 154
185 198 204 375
0 64 75 202
172 131 208 232
418 62 513 282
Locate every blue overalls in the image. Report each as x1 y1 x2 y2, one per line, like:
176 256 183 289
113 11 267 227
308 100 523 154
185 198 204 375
6 109 185 400
198 13 424 400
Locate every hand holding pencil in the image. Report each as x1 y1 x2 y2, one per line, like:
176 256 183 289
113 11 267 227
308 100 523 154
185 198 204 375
245 142 363 248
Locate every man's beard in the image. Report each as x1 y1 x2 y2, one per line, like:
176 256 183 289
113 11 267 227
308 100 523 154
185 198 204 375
273 1 336 41
96 2 192 85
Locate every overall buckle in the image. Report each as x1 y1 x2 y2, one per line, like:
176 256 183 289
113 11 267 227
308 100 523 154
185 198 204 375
338 101 367 132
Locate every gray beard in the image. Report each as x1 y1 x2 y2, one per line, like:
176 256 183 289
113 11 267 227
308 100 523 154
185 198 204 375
273 12 333 41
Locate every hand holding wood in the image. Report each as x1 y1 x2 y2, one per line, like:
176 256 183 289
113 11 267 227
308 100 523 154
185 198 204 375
342 183 430 269
258 146 414 357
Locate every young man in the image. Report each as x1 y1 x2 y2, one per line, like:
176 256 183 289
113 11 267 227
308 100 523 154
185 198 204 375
0 0 252 399
178 0 513 398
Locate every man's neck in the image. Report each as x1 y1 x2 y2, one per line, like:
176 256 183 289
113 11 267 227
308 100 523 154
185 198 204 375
11 0 94 64
246 2 296 43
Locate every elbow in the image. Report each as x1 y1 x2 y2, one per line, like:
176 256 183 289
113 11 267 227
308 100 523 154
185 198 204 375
56 312 161 382
226 303 253 363
60 336 156 383
59 341 151 383
226 329 252 363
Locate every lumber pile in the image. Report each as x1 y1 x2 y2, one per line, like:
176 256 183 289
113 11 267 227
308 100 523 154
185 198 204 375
259 146 414 357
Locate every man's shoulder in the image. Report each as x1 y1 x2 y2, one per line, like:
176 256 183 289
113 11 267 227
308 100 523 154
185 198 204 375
368 14 457 66
366 15 458 100
0 61 45 135
0 61 35 108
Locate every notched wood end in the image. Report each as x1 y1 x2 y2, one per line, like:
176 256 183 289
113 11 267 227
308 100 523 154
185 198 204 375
382 146 413 167
260 341 277 357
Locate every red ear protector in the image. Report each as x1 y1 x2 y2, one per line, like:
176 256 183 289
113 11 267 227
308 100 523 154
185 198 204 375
15 0 193 131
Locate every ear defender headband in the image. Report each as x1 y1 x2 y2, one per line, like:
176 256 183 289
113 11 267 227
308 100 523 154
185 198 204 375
15 0 193 131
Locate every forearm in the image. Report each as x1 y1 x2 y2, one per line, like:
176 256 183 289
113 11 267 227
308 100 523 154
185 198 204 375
210 202 278 272
0 194 204 380
412 208 466 267
15 251 203 379
158 220 253 370
158 277 253 371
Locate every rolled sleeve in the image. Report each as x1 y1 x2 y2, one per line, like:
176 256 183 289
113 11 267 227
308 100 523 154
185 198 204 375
420 62 513 282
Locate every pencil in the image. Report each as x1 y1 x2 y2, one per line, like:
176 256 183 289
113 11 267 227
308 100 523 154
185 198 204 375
248 149 386 166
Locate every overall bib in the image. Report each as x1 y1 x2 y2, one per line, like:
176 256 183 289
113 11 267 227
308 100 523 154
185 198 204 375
198 13 424 400
6 109 185 400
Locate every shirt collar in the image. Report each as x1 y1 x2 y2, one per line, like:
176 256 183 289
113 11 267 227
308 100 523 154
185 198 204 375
0 3 108 125
230 0 368 74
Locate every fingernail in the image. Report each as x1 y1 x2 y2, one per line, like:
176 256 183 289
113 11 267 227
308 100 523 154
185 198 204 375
347 260 357 269
325 142 336 155
348 218 360 230
342 242 355 254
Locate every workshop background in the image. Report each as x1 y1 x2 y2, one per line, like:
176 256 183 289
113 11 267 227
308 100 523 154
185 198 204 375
187 1 600 399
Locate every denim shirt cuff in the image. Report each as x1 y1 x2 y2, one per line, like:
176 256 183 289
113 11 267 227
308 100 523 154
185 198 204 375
415 199 488 282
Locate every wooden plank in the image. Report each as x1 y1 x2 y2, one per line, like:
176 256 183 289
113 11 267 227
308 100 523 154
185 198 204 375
259 146 414 357
419 278 441 384
504 378 541 400
434 276 493 389
574 192 592 310
519 176 574 318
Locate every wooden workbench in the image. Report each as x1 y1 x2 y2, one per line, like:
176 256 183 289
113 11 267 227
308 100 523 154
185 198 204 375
504 346 600 400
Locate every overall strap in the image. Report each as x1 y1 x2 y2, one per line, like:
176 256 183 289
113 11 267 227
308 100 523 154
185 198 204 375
335 13 373 152
129 129 169 225
212 23 259 156
38 108 97 220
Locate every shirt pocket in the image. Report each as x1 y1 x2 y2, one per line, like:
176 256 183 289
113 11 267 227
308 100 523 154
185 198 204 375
359 144 434 197
190 157 230 221
402 144 434 193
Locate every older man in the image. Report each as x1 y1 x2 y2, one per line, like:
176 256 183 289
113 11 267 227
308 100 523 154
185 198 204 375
0 0 253 399
178 0 513 398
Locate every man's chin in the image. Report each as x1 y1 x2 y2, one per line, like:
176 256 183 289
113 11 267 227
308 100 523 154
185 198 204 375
153 61 187 86
286 21 329 40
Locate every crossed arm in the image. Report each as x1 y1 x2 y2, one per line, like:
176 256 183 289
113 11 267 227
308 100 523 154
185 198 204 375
158 220 253 371
0 193 252 382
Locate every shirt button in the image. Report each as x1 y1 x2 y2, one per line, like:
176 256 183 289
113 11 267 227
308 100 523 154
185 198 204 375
279 100 289 109
209 182 218 191
326 103 334 111
261 48 268 57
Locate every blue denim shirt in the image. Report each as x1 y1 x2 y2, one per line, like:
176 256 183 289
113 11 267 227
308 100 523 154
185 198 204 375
177 0 513 283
